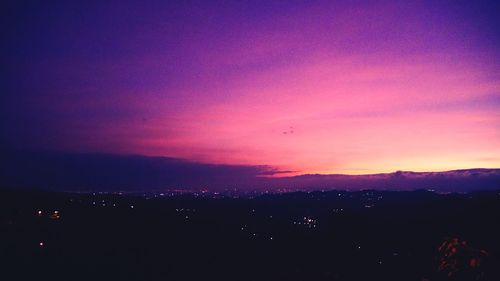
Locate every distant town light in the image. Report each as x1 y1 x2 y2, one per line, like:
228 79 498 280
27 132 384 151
50 211 61 219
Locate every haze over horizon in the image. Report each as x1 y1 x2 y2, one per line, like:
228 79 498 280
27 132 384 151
3 0 500 178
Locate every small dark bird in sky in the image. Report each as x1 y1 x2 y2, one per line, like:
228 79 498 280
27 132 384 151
283 126 295 135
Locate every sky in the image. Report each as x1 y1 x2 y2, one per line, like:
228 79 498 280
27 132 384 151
2 0 500 177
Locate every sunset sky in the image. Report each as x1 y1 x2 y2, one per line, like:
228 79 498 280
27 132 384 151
3 0 500 176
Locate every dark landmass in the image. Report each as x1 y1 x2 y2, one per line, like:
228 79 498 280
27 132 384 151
1 188 499 281
1 149 500 192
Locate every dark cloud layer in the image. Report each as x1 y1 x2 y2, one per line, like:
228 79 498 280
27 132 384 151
0 148 279 191
1 148 499 192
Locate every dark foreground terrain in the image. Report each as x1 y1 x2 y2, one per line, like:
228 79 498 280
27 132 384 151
1 189 499 281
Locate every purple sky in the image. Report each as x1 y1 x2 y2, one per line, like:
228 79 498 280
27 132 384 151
2 0 500 177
